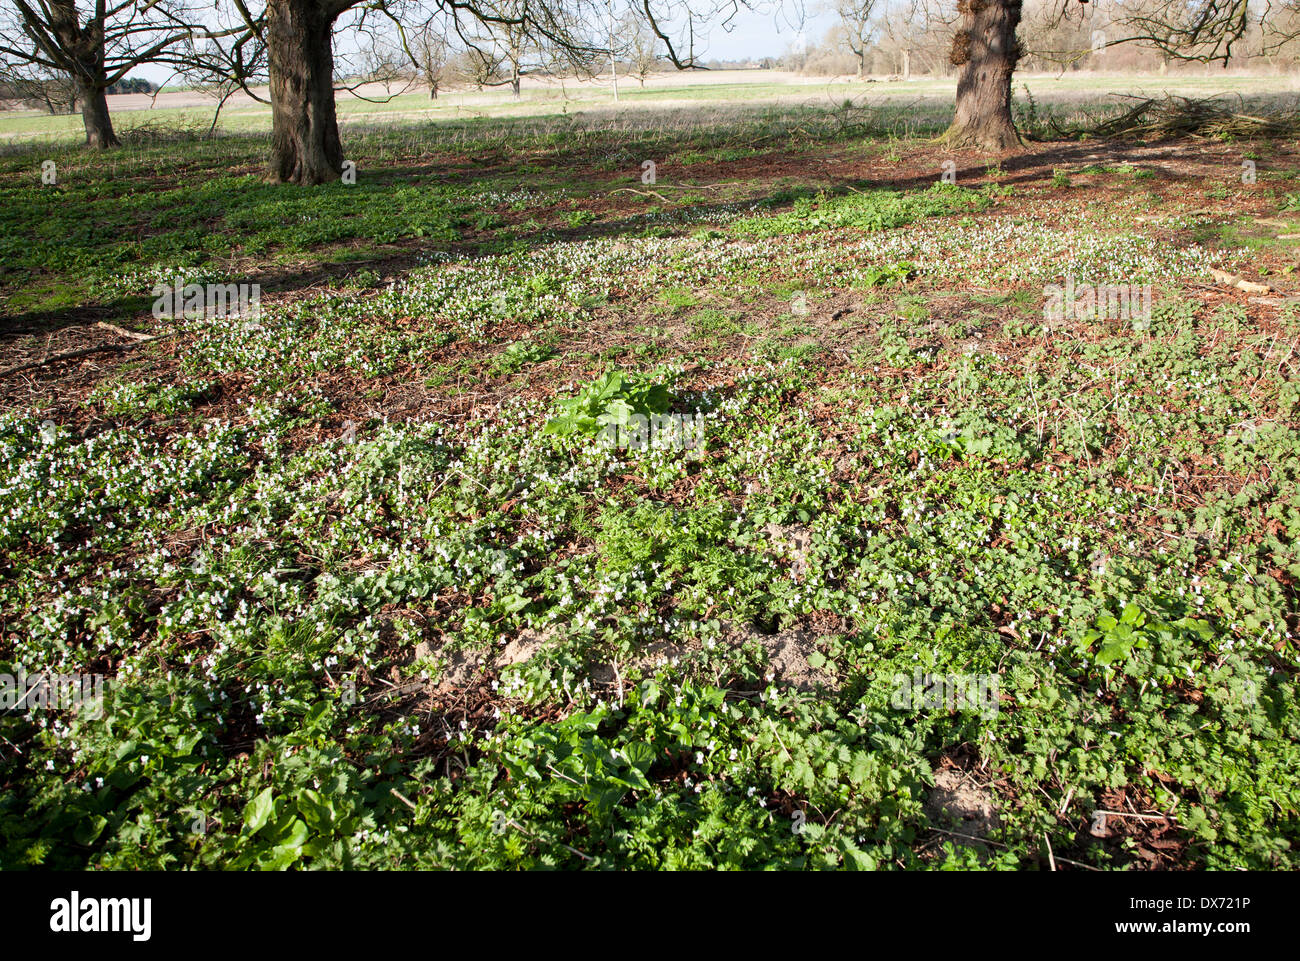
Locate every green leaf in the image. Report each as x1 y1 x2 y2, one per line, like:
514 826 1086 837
1097 639 1132 665
244 787 276 834
501 593 531 614
74 815 108 846
622 742 655 773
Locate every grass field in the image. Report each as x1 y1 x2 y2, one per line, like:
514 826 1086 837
1 76 1298 870
1 69 1295 142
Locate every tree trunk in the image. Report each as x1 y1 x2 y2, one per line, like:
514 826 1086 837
902 49 911 81
429 83 438 100
76 77 118 148
511 68 520 99
267 0 343 185
945 0 1022 151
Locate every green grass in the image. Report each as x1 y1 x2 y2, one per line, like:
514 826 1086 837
0 170 475 312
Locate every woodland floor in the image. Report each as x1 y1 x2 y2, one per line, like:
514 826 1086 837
1 110 1297 869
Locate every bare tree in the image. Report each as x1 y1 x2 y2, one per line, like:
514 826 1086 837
0 61 78 113
1100 0 1300 67
945 0 1024 149
359 30 412 95
877 0 948 78
829 0 878 78
625 8 660 85
193 0 785 185
411 14 450 97
0 0 206 147
179 0 446 183
461 0 535 99
943 0 1300 150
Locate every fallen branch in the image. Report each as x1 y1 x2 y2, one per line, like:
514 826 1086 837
637 182 734 190
1249 295 1300 307
1085 94 1300 141
0 331 175 379
608 187 670 203
1210 268 1272 295
95 321 154 341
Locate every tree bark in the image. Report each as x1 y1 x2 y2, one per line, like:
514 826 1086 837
945 0 1022 151
76 76 118 148
267 0 344 185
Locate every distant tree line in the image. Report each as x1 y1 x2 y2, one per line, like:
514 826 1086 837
789 0 1300 81
107 77 156 95
0 73 155 114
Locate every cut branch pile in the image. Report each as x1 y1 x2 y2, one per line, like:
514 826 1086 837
1084 95 1300 141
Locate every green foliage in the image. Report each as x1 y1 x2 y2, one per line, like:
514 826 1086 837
732 184 989 238
0 107 1294 873
492 337 555 375
543 369 676 438
1077 601 1212 668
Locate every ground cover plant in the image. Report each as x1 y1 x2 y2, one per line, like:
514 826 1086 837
1 87 1298 871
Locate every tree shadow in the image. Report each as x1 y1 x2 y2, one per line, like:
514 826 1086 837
233 136 1210 301
1 297 156 345
0 133 1220 352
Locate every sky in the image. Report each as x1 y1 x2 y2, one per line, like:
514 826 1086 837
686 4 840 61
128 3 843 86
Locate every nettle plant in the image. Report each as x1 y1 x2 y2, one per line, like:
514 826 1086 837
1076 599 1216 680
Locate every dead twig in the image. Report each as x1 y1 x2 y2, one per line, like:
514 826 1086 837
609 187 670 203
0 331 177 379
95 321 154 341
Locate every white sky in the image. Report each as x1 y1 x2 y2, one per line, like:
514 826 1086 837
688 5 840 61
130 3 842 85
